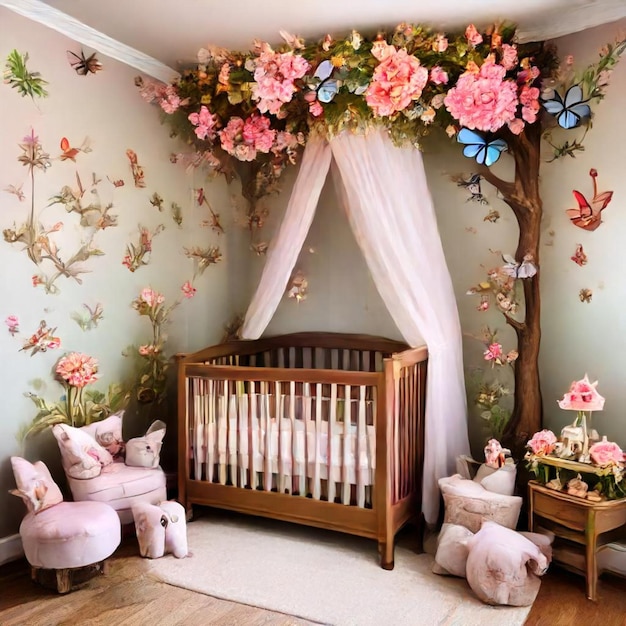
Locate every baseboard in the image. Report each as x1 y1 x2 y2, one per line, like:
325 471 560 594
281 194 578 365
0 534 24 566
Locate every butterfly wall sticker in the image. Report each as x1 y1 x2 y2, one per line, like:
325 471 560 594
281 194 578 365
67 50 102 76
454 173 488 204
501 253 538 279
59 137 79 161
312 60 340 103
566 168 613 231
571 243 588 266
542 84 590 129
457 129 508 167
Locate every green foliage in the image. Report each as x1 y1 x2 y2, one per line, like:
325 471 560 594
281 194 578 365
3 49 48 99
19 383 128 441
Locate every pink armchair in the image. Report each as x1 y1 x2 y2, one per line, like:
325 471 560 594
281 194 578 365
52 412 167 524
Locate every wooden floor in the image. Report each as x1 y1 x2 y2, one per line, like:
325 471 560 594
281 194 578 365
2 535 626 626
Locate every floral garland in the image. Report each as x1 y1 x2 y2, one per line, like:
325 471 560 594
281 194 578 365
138 23 559 209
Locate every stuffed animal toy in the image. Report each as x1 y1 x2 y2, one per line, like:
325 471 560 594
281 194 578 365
434 520 552 606
125 420 166 469
465 521 550 606
132 500 188 559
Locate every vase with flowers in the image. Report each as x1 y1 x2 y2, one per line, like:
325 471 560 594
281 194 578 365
525 375 626 500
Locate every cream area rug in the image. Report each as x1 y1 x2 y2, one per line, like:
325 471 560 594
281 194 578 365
146 511 532 626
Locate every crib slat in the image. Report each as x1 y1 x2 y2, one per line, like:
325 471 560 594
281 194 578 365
342 384 351 505
262 387 272 491
227 383 238 486
206 380 215 483
328 383 337 504
313 383 322 500
217 381 227 485
357 385 367 508
237 391 246 488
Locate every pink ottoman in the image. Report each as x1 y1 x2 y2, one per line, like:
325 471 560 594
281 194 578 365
20 501 121 593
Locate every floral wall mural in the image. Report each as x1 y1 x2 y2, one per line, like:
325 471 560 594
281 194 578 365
0 8 236 542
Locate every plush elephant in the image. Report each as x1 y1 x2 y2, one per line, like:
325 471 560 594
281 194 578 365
132 500 188 559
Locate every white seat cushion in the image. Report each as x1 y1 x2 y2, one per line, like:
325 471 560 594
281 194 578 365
67 460 167 524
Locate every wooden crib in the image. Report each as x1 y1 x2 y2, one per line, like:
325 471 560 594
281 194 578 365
177 332 427 568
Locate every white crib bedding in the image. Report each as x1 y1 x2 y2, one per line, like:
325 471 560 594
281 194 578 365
191 392 376 487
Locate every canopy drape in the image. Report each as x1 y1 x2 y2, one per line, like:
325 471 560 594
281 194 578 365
241 129 470 524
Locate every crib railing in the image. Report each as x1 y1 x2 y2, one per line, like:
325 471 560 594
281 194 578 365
185 366 380 508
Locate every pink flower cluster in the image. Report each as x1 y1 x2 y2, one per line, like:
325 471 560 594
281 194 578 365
138 287 165 309
527 429 557 456
181 281 196 298
219 114 276 161
558 374 605 412
188 106 218 140
5 315 19 336
444 60 518 132
55 352 99 388
589 439 624 467
252 50 310 115
365 47 429 117
483 342 518 366
138 81 184 114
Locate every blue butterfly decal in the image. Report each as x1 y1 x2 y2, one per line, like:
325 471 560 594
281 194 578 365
542 84 591 129
313 60 340 103
457 129 508 167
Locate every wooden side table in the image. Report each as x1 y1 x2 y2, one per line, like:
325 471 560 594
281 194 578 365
528 480 626 600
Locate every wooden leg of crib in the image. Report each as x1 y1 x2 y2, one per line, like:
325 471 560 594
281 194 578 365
378 540 395 570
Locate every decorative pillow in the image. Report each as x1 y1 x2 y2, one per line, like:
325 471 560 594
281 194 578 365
439 474 522 533
432 523 474 577
81 412 125 458
125 420 166 469
473 463 517 496
465 521 550 606
52 423 113 479
10 456 64 513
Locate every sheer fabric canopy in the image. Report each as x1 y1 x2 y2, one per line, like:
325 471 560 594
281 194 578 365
241 128 470 524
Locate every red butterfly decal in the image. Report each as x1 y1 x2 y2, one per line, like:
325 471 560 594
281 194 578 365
570 243 587 266
60 137 79 162
566 169 613 231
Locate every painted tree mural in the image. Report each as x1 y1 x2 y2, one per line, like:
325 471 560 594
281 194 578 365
137 22 625 449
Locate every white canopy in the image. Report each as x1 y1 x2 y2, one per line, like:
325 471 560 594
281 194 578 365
241 128 470 524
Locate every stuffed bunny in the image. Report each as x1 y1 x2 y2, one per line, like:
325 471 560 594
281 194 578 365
125 419 166 469
132 500 188 559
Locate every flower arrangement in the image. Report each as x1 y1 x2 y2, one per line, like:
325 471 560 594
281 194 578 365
138 23 562 215
20 352 126 439
525 376 626 500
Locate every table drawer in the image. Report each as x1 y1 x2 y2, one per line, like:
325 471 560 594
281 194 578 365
534 490 587 530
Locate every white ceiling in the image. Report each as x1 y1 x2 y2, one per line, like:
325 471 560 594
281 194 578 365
3 0 626 79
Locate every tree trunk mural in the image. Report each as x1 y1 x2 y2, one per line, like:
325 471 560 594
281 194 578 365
481 121 544 450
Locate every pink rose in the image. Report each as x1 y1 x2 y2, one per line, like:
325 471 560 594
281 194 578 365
465 24 484 48
589 439 623 466
527 429 557 456
429 66 449 85
365 47 428 117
